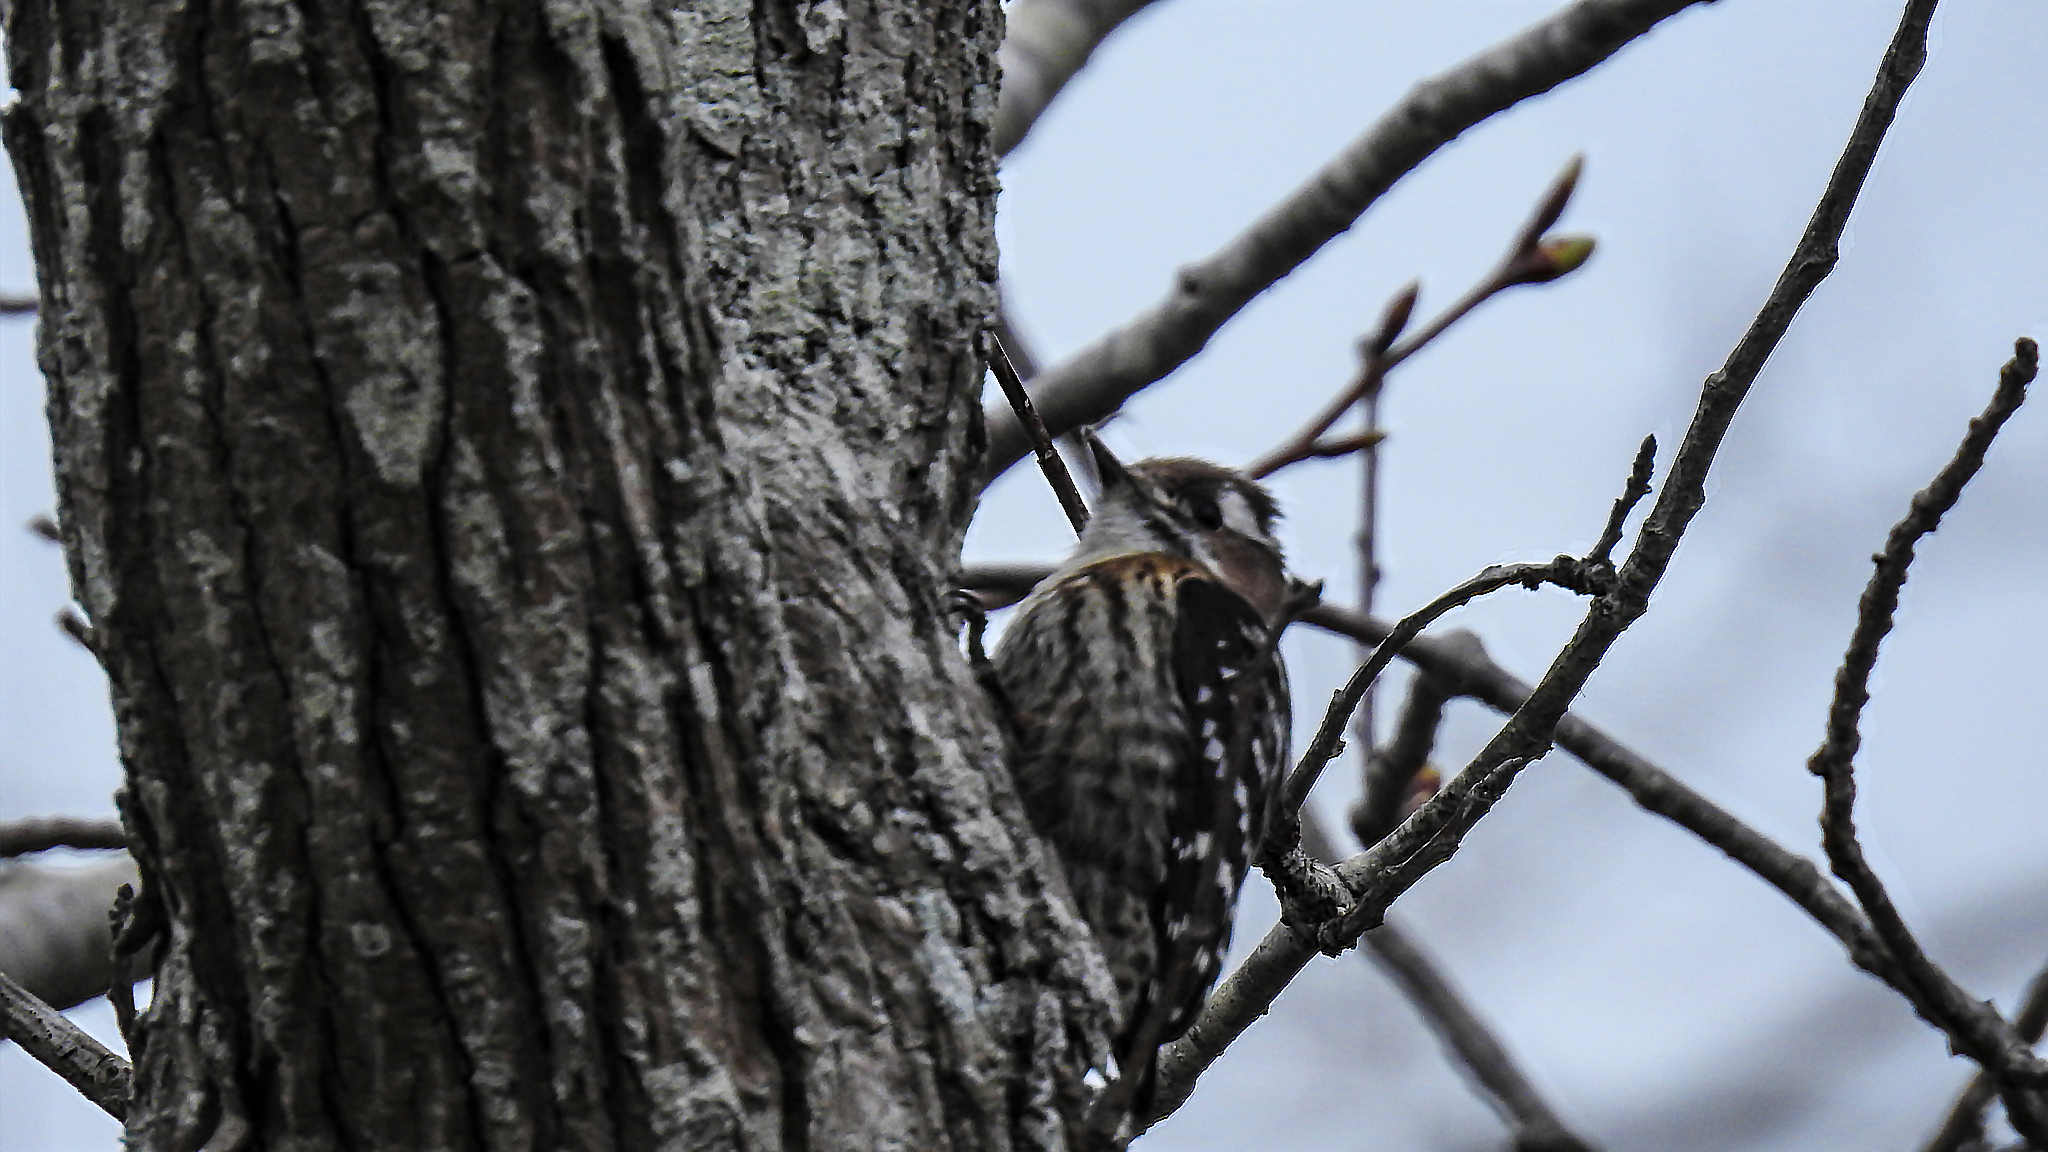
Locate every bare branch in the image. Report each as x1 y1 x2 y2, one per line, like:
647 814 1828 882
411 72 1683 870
1275 434 1648 843
1274 556 1609 838
1619 0 1940 595
994 0 1169 158
1289 603 1896 969
1350 369 1392 828
1194 156 1595 482
967 553 1970 1078
0 294 36 315
981 0 1705 483
1809 337 2042 1092
1372 157 1591 366
1148 742 1522 1131
1142 0 1945 1118
1926 955 2048 1152
0 817 128 857
1319 597 2048 1144
1146 918 1317 1122
994 301 1105 495
1346 296 1402 855
969 535 2045 1125
989 332 1091 534
0 965 130 1119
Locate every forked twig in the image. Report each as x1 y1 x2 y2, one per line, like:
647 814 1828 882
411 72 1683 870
1275 429 1650 838
1246 157 1596 481
1810 337 2043 1101
1587 436 1656 568
1925 952 2048 1152
1270 554 1610 844
1245 284 1415 479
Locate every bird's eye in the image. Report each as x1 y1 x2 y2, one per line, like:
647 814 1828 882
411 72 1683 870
1185 494 1225 530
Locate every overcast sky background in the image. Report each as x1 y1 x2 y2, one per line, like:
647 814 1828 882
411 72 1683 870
6 1 2048 1149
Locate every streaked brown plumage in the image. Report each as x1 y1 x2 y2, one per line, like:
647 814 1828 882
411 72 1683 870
993 441 1291 1117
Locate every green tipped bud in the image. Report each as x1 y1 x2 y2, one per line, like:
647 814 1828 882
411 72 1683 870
1517 234 1596 284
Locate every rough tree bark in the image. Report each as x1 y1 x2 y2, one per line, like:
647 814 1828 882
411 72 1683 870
5 1 1110 1148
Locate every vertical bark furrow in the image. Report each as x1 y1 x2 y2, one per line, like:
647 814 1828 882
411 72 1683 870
9 0 1112 1148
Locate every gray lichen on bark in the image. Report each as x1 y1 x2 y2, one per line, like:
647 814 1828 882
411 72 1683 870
5 0 1111 1147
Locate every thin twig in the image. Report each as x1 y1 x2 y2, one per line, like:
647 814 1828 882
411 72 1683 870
1272 556 1609 840
999 300 1103 495
1351 435 1651 854
1246 284 1415 479
0 817 129 857
989 331 1091 534
1587 436 1657 568
1926 955 2048 1152
1140 0 1946 1122
1372 161 1590 364
1809 338 2043 1095
979 0 1700 483
1353 336 1390 849
0 966 130 1119
1277 429 1654 832
0 294 36 315
1246 159 1595 481
1299 600 1913 982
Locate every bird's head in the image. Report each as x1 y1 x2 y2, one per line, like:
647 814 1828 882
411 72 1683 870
1069 434 1291 624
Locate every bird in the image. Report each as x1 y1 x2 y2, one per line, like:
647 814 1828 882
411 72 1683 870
991 435 1294 1124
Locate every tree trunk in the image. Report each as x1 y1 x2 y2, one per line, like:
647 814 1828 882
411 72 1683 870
4 1 1109 1147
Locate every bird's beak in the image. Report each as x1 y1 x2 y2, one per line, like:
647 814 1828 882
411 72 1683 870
1082 429 1138 496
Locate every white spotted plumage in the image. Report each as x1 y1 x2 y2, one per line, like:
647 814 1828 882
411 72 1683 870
992 442 1292 1120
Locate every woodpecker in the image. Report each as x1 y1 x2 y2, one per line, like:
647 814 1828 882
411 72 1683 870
993 437 1293 1120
